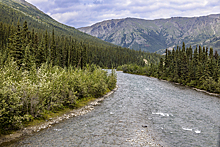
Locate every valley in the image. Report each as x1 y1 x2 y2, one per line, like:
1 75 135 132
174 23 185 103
1 1 220 146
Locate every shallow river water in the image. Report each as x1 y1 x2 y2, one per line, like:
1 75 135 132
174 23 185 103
10 71 220 147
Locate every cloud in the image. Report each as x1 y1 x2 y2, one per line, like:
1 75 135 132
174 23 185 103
25 0 220 28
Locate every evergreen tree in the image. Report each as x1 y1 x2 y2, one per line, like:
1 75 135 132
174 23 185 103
202 46 206 63
44 30 48 62
32 31 38 59
180 52 188 84
189 46 193 61
9 21 23 66
182 42 185 52
164 49 169 68
209 47 213 59
50 29 56 65
22 21 29 44
81 43 87 69
62 37 67 67
193 46 199 66
199 45 202 61
36 40 45 67
205 47 208 59
158 57 164 78
0 22 3 49
23 45 34 70
214 50 219 61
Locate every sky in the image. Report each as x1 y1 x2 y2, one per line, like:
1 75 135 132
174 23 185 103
25 0 220 28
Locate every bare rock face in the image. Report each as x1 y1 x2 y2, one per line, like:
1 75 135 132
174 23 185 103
78 15 220 53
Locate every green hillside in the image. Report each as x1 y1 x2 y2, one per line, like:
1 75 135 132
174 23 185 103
0 0 116 47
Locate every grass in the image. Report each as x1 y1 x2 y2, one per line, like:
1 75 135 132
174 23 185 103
74 97 97 109
24 96 99 127
23 107 72 128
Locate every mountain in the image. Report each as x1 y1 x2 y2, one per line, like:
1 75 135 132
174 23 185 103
0 0 115 47
0 0 163 68
78 15 220 53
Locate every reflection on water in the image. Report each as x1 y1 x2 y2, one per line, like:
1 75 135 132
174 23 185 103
11 72 220 147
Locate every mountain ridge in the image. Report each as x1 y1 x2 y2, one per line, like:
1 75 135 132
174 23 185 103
78 14 220 53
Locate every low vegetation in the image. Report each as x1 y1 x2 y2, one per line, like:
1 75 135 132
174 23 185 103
0 60 116 134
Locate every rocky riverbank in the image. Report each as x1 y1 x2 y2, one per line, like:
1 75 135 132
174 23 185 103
192 87 220 97
160 79 220 98
0 86 118 146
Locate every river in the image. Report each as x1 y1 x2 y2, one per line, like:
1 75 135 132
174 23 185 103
9 71 220 147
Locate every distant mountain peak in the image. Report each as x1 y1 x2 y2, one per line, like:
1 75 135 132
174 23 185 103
78 14 220 53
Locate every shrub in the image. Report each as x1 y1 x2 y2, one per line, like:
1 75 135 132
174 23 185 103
0 60 117 134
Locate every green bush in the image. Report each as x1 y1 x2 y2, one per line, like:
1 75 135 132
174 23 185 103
107 69 117 90
0 60 117 134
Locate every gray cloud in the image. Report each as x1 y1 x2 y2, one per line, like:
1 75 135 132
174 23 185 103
26 0 220 28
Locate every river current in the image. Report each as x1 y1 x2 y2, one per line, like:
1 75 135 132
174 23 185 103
10 71 220 147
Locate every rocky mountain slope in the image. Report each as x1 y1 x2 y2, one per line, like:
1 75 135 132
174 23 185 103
78 15 220 53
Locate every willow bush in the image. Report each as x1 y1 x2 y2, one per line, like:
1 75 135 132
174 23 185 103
0 60 117 134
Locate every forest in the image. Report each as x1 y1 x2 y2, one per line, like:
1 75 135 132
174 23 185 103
0 21 161 69
118 42 220 94
0 18 162 134
0 20 118 134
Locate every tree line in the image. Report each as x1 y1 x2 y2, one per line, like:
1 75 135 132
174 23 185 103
0 21 161 69
118 42 220 93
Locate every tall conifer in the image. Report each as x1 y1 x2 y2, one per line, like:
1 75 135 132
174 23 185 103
10 21 23 66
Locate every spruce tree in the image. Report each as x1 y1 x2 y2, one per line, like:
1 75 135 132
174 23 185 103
10 21 23 66
44 30 48 62
23 45 34 70
202 46 206 62
71 39 77 67
164 49 169 68
214 50 219 61
51 29 56 65
36 40 45 67
81 43 87 69
189 46 193 61
22 21 29 42
32 32 38 59
0 22 3 49
193 46 199 67
180 52 188 84
62 37 67 67
209 47 213 59
158 57 164 78
182 42 185 52
199 45 202 61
